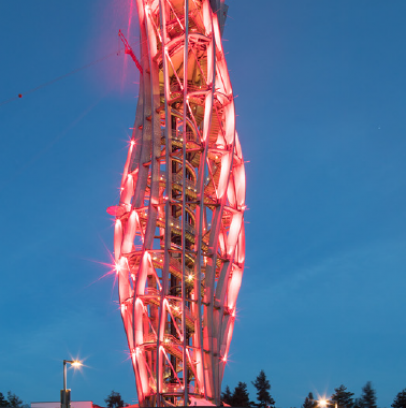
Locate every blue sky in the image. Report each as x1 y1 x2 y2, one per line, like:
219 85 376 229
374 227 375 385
0 1 405 407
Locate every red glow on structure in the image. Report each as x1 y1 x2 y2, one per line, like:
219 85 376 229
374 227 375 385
108 0 245 406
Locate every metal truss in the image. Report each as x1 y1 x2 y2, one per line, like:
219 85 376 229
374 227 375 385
108 0 246 406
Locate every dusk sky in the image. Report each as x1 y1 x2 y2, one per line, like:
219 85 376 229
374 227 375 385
1 1 405 407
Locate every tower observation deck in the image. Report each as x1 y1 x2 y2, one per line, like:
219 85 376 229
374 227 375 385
107 0 246 406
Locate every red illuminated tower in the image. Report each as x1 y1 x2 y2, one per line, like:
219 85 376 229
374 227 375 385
108 0 246 406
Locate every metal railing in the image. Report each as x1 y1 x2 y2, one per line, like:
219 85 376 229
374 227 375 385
161 128 197 142
158 173 197 193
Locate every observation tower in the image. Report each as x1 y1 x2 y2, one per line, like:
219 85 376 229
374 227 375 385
107 0 246 406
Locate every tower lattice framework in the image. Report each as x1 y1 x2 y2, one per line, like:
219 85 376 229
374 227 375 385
108 0 246 406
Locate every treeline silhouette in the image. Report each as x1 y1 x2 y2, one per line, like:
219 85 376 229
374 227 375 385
0 392 28 408
2 377 406 408
222 371 406 408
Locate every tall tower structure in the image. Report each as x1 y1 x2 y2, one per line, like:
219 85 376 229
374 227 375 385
108 0 246 406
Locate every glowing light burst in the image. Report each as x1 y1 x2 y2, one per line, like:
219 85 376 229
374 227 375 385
66 357 86 373
108 0 246 406
319 399 328 408
81 246 122 292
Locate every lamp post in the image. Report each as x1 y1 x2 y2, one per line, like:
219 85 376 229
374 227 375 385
61 360 82 408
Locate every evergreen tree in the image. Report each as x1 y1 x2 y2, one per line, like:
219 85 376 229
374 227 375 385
7 393 23 408
303 393 318 408
359 382 377 408
329 385 354 408
391 389 406 408
222 386 233 406
105 391 126 408
252 370 275 408
0 393 10 408
232 382 252 407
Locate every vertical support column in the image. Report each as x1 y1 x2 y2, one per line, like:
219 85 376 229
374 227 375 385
157 1 172 405
182 0 189 405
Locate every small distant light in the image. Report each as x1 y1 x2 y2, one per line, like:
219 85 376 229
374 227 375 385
71 361 82 368
319 399 328 408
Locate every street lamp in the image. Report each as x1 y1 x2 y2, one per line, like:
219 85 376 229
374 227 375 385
61 360 82 408
318 398 337 408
